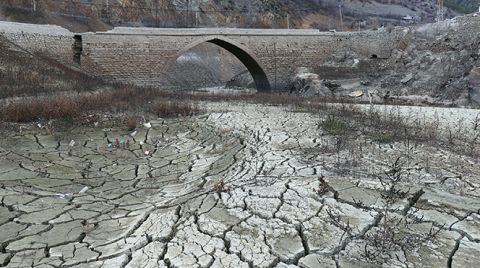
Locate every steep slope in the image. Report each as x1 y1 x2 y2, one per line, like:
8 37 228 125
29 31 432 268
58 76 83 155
0 0 479 31
0 36 103 98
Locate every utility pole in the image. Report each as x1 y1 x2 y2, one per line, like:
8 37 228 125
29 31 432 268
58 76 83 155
155 0 159 27
32 0 36 12
195 9 199 27
287 14 290 29
185 0 189 27
338 3 343 30
436 0 444 22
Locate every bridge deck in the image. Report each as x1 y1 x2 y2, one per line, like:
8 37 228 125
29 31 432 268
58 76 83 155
99 27 358 36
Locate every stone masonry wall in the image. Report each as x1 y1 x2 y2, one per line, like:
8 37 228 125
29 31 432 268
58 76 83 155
0 21 404 91
81 28 404 91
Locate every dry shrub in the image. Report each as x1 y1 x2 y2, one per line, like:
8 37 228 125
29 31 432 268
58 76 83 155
0 86 198 123
153 99 199 118
126 116 137 130
214 178 227 193
3 96 80 122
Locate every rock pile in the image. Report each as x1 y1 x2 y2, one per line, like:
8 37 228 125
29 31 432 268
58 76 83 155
289 67 331 97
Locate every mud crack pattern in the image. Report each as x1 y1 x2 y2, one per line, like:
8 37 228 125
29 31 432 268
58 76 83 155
0 103 479 267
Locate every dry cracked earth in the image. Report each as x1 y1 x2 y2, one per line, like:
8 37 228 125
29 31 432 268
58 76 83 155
0 102 479 268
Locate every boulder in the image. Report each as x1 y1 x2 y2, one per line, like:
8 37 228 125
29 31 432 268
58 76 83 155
468 67 480 104
289 68 331 97
468 66 480 104
225 71 255 89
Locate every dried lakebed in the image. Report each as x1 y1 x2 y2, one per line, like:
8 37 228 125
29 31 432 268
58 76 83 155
0 103 479 268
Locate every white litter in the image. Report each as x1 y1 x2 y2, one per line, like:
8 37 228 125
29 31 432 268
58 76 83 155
130 131 137 137
143 122 152 129
54 193 72 199
69 140 75 147
144 150 150 156
139 141 144 145
79 186 89 194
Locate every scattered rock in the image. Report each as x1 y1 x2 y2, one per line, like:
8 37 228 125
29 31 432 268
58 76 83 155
349 90 364 98
225 70 255 89
401 73 414 84
360 80 371 86
323 80 341 90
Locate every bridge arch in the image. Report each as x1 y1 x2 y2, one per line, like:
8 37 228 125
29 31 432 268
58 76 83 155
169 36 271 91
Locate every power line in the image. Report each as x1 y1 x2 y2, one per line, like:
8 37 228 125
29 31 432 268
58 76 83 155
5 0 321 14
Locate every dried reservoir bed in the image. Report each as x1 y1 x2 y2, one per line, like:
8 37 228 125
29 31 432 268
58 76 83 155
0 102 479 268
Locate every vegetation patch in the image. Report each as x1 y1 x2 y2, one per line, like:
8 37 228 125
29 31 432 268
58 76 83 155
320 115 353 136
372 132 395 144
0 86 201 123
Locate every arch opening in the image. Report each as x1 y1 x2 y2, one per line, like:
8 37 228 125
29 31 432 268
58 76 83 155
206 38 271 91
165 38 271 92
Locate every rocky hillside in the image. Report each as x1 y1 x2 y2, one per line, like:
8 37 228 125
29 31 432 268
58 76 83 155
289 15 480 107
0 0 479 31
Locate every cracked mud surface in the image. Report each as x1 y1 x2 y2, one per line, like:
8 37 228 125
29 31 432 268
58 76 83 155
0 103 479 267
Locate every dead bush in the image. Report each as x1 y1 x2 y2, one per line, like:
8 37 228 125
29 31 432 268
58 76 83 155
0 86 202 123
214 178 227 193
3 96 81 122
126 116 137 131
153 99 199 118
316 175 330 195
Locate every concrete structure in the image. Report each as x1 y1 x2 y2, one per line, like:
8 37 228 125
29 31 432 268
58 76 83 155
80 27 403 91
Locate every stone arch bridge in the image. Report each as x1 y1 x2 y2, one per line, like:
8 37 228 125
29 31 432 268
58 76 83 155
80 28 402 91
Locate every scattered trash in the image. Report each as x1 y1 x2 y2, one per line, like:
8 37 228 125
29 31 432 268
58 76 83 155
54 193 72 199
139 141 144 145
107 138 133 149
94 122 99 127
144 150 150 156
37 123 43 128
130 131 137 137
352 59 360 68
143 122 152 129
69 140 75 147
79 186 89 194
